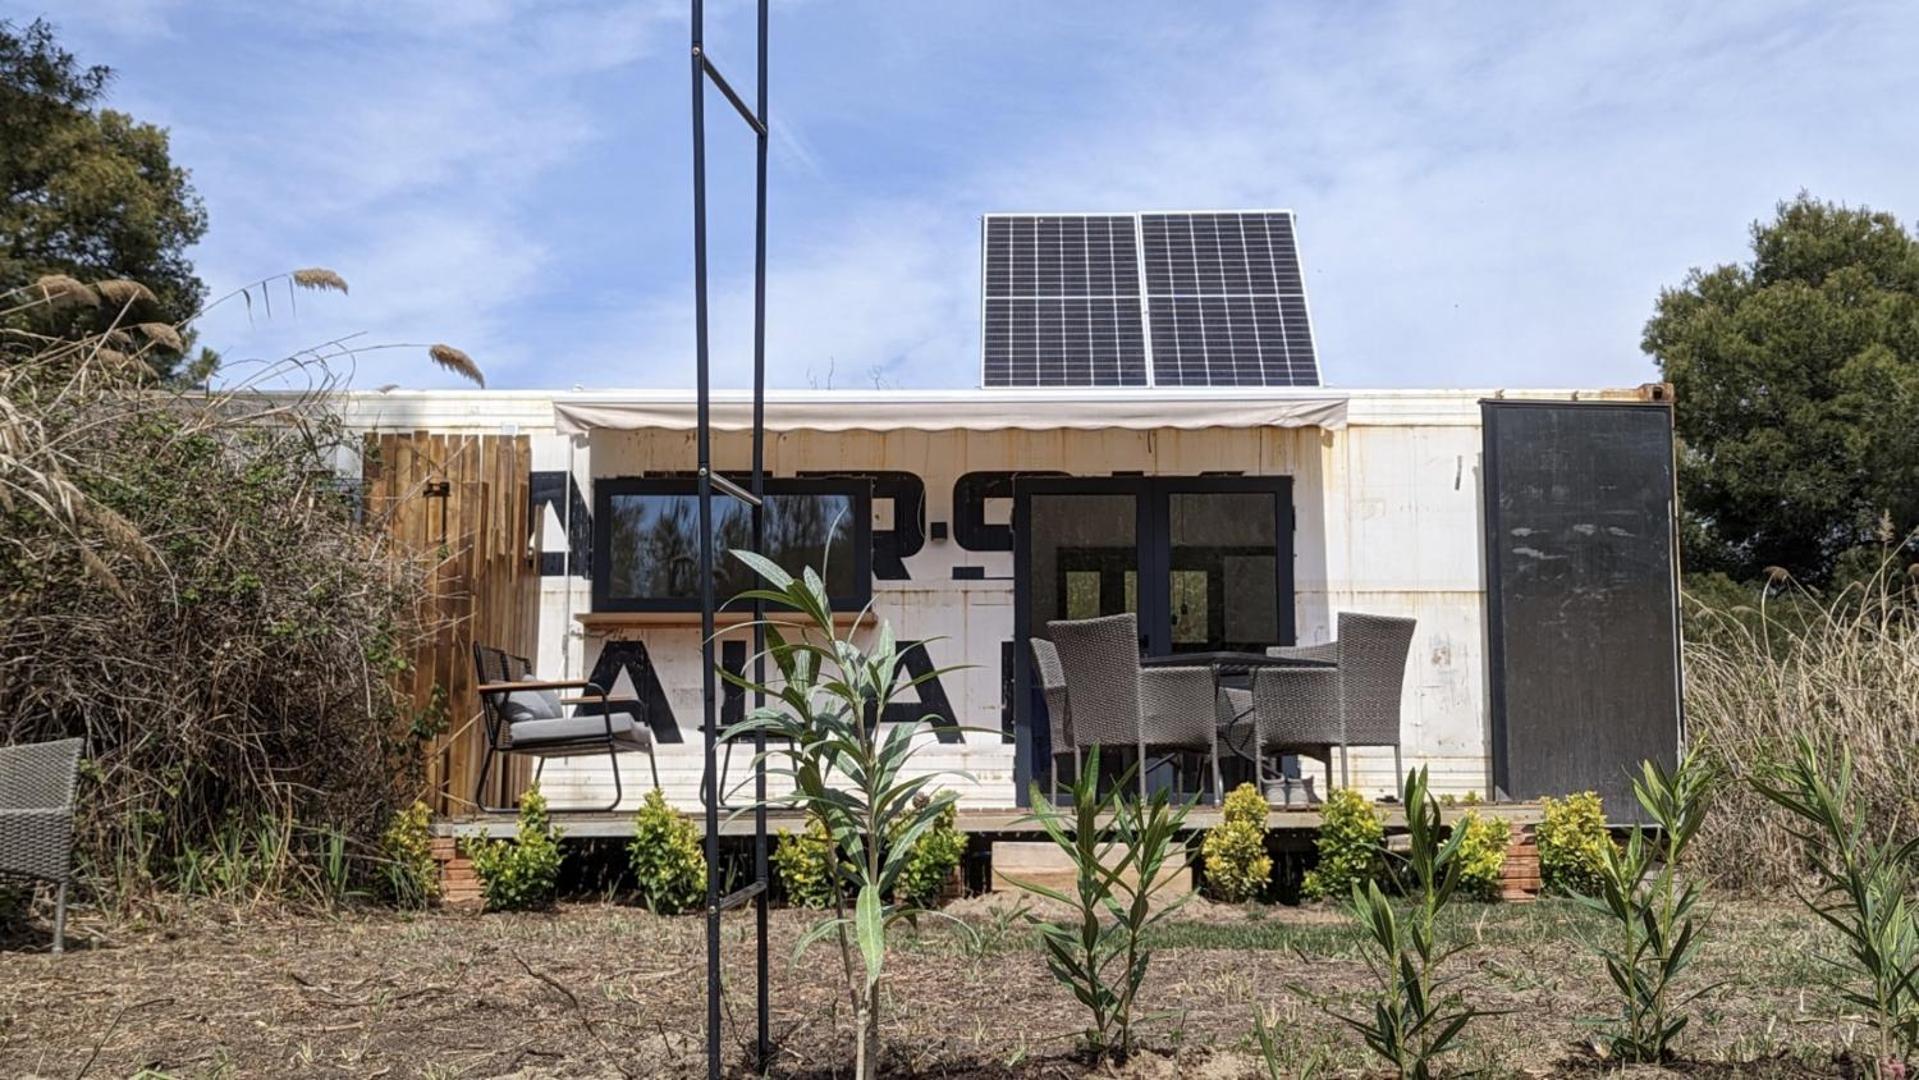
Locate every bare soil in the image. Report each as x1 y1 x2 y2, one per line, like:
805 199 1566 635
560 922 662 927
0 897 1863 1078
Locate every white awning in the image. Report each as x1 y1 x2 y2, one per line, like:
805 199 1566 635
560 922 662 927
553 388 1348 435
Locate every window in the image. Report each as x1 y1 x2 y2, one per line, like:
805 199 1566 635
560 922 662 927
592 477 872 612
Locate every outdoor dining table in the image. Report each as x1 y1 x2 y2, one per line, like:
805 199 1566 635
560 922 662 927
1139 650 1338 789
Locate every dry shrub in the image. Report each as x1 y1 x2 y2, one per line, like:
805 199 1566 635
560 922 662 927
1683 553 1919 891
0 276 442 910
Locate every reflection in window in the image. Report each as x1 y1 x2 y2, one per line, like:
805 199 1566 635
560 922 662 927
599 484 865 609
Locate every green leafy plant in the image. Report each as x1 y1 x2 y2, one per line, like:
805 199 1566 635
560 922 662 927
1011 747 1195 1060
463 787 563 912
1537 791 1612 896
1450 808 1511 902
772 815 839 909
1202 782 1273 903
379 800 438 909
723 551 970 1080
1752 736 1919 1077
627 788 706 915
894 795 967 908
1336 766 1490 1079
1573 754 1717 1063
1301 786 1384 901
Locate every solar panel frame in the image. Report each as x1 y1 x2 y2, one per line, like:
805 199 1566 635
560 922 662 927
980 209 1319 389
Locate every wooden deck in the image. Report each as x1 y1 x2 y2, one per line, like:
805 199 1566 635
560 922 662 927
431 800 1545 841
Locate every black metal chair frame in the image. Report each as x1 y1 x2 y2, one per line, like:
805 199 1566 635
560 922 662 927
472 644 660 813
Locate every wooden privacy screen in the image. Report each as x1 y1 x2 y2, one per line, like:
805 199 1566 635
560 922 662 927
363 433 538 815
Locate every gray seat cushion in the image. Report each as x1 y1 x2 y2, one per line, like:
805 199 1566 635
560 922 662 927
502 689 564 724
509 711 652 751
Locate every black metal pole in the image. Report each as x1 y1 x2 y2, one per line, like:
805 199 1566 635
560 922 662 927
751 0 772 1069
690 2 723 1078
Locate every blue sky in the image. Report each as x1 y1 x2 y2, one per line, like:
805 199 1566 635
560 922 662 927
35 1 1919 392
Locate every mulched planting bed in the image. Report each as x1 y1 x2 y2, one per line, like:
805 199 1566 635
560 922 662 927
0 898 1859 1077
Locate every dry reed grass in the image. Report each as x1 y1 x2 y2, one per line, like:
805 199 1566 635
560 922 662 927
1683 549 1919 890
0 272 467 910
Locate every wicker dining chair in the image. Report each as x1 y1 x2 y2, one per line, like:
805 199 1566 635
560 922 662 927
1220 666 1344 794
1269 612 1417 787
1046 613 1221 801
1028 637 1077 797
0 737 83 953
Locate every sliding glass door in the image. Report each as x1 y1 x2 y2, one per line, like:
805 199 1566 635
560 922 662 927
1011 475 1293 798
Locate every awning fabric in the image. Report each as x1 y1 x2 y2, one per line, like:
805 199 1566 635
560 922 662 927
553 389 1347 435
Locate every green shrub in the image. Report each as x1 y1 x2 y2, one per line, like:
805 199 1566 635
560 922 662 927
1577 755 1717 1064
775 799 967 910
1301 787 1384 901
627 788 706 915
380 800 438 908
772 816 840 909
894 796 967 908
1202 783 1273 903
463 787 563 912
1753 737 1919 1074
1537 791 1612 896
1015 747 1194 1060
1452 809 1511 901
1341 767 1490 1077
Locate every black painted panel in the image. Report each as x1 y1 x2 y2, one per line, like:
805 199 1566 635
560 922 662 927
1482 402 1681 817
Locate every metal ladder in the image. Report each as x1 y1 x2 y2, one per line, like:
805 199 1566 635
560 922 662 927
690 0 771 1075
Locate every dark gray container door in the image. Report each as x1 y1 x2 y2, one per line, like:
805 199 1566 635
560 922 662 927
1482 401 1682 817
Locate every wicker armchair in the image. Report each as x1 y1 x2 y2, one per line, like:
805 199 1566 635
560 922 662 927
1047 613 1221 801
1028 638 1078 797
1269 612 1417 786
473 645 659 813
0 737 83 952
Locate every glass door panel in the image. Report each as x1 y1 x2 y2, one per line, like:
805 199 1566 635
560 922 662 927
1026 491 1141 634
1165 489 1283 653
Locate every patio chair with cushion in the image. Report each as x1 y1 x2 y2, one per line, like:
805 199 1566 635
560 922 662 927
472 645 660 813
1046 613 1221 802
1268 612 1417 787
0 737 83 953
1028 637 1077 797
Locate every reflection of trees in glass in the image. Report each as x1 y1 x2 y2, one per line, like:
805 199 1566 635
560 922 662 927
606 490 858 602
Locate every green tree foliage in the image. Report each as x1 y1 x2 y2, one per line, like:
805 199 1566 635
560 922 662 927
1 18 211 378
1645 193 1919 585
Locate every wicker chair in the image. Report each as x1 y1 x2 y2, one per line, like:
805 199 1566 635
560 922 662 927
1220 667 1343 795
0 737 83 953
472 645 659 813
1047 613 1221 801
1028 638 1077 797
1269 612 1417 787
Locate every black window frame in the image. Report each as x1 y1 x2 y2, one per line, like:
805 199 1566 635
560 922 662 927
591 476 873 613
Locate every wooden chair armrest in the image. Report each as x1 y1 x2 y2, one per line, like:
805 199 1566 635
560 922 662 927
556 695 639 706
478 679 598 694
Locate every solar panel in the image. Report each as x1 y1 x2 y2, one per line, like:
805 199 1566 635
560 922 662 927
981 214 1147 388
1140 211 1317 387
980 210 1320 389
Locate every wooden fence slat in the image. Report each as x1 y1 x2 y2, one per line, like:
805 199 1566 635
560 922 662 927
364 432 536 815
